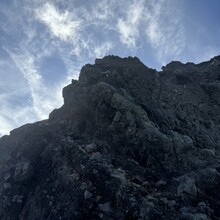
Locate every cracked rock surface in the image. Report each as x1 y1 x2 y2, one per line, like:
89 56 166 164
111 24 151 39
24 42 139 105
0 55 220 219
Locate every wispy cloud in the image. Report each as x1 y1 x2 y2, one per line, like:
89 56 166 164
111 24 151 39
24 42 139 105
90 0 115 21
93 42 112 58
0 58 31 136
0 115 15 137
117 0 145 48
115 0 186 62
4 48 62 120
36 3 81 42
144 0 185 63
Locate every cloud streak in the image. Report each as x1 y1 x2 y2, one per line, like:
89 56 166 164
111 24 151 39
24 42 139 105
2 47 63 132
36 3 81 42
144 0 185 63
117 0 145 48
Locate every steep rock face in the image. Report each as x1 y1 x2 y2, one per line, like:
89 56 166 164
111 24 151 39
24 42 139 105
0 55 220 220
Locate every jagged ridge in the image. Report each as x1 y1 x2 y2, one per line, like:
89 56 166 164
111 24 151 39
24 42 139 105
0 55 220 220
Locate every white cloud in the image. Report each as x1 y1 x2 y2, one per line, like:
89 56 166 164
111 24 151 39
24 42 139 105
36 3 81 42
0 115 15 137
91 0 114 21
0 59 26 92
0 58 31 136
94 42 113 58
4 48 62 120
115 0 186 61
145 0 185 63
117 0 145 48
0 58 30 136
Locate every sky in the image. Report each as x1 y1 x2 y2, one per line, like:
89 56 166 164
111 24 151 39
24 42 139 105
0 0 220 136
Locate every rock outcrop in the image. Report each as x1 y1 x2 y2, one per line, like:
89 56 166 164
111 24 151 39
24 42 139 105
0 55 220 219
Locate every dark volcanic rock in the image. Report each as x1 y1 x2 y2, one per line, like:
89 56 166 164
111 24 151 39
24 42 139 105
1 55 220 220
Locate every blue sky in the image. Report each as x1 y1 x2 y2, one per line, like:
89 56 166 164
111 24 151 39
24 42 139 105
0 0 220 136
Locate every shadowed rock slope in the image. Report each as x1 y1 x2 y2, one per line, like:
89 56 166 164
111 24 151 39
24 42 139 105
1 55 220 220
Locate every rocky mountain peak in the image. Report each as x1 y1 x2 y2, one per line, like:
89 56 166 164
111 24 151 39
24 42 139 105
95 55 142 66
162 55 220 73
210 55 220 65
0 56 220 219
78 55 150 86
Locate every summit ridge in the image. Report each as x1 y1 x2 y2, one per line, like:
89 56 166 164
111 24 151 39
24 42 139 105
0 55 220 219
